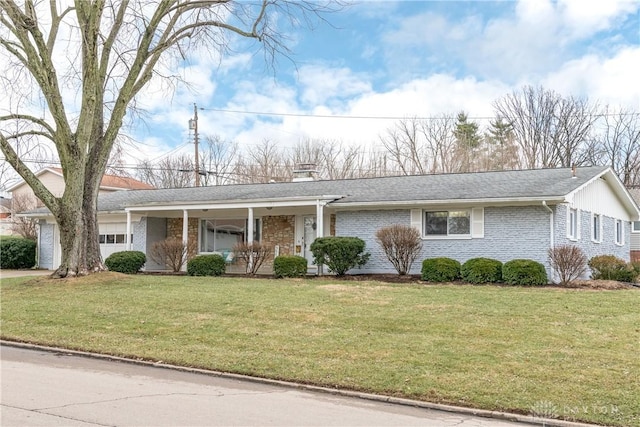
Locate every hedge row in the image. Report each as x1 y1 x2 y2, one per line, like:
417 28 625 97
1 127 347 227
422 257 547 286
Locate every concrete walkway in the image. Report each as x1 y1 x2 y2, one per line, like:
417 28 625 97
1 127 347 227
0 344 563 427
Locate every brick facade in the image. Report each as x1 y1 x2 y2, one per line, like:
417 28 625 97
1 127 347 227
631 251 640 263
261 215 296 257
166 217 199 258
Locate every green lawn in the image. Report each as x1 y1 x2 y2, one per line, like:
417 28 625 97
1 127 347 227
1 273 638 426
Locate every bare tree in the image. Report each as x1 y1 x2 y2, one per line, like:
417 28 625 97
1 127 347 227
589 106 640 187
136 154 195 189
10 193 37 240
199 135 239 186
234 139 291 183
493 86 598 169
0 1 336 277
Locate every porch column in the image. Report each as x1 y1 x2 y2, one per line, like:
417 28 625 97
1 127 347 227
125 210 132 250
247 208 254 243
247 208 254 271
316 200 324 276
315 201 324 240
182 209 189 271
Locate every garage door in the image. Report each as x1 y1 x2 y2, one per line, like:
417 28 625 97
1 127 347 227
99 223 130 259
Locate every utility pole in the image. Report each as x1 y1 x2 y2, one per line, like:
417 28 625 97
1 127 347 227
190 103 200 187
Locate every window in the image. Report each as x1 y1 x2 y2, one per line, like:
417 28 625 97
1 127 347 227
199 218 261 253
424 210 470 237
98 234 131 245
567 208 579 240
615 220 624 245
633 221 640 233
591 213 602 243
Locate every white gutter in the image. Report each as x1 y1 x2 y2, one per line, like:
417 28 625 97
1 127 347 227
542 201 554 249
331 196 567 209
125 195 345 212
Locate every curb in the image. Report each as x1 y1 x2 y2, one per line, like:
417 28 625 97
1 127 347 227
1 340 598 427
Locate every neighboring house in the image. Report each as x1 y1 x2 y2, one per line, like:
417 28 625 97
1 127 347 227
0 195 13 235
7 167 154 201
629 188 640 262
22 166 640 277
9 167 154 259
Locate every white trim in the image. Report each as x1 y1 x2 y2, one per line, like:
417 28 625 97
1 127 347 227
566 206 579 241
410 209 422 232
126 211 132 250
422 208 473 239
542 201 554 249
471 207 484 238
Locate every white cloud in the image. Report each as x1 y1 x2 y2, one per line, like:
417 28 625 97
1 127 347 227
542 46 640 107
559 0 640 38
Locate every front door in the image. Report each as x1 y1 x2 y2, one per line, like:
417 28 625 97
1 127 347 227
303 215 317 265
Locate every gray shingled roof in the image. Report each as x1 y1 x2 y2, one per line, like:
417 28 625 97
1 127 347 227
83 165 607 212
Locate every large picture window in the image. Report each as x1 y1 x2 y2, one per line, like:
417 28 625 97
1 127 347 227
199 218 261 253
424 210 470 236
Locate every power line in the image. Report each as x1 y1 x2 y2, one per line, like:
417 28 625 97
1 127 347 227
200 107 640 121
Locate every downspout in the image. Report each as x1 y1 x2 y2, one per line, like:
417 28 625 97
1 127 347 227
542 201 554 249
542 201 554 283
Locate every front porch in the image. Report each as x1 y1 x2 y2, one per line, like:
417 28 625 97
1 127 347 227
124 198 338 274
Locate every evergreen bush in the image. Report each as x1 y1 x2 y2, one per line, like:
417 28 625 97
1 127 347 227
187 254 226 276
461 257 502 284
502 259 547 286
310 237 370 276
273 255 308 278
421 257 461 282
0 236 36 269
104 251 146 274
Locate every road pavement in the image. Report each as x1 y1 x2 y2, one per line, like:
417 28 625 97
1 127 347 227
1 345 537 427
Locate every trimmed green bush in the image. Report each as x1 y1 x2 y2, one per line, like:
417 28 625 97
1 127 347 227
0 236 36 269
104 251 146 274
588 255 637 282
273 255 308 278
187 254 225 276
461 257 503 284
502 259 547 286
310 237 370 276
421 257 461 282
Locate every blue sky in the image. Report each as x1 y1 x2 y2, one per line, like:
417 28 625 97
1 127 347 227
130 0 640 162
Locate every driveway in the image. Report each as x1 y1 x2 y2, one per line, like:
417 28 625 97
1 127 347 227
0 269 51 279
1 345 541 427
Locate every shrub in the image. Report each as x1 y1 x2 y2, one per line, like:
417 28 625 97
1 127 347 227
0 236 36 269
502 259 547 286
547 245 587 286
104 251 146 274
588 255 637 282
461 257 502 284
421 257 460 282
187 254 225 276
273 255 308 278
310 236 370 276
375 224 422 275
149 237 195 272
233 241 271 275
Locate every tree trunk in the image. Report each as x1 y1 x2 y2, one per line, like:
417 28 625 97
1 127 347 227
52 170 105 278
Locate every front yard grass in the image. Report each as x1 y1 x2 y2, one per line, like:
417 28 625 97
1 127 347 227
1 273 638 426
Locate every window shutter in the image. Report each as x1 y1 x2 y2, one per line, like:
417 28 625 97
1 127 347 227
471 207 484 238
410 209 422 235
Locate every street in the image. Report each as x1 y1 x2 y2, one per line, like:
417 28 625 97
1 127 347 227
1 345 532 427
